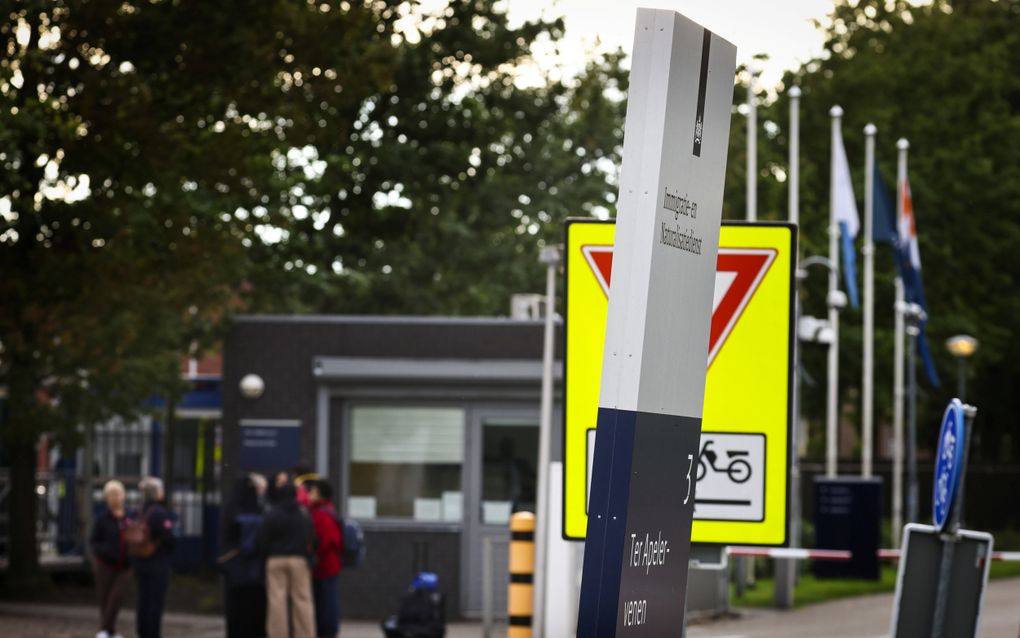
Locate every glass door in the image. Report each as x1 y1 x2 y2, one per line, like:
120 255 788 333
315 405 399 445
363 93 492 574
462 408 539 617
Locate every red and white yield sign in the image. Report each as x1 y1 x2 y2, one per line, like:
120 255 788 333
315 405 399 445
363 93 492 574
582 244 776 367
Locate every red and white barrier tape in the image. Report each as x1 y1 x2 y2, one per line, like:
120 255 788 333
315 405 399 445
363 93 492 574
730 548 1020 562
879 549 1020 562
726 546 851 561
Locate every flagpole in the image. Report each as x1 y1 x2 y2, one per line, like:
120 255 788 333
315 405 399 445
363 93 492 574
775 84 802 610
897 138 922 526
789 87 800 226
892 275 905 545
862 124 876 478
826 106 843 478
746 66 759 221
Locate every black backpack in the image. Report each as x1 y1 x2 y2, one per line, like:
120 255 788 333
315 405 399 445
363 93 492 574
219 513 264 586
382 589 446 638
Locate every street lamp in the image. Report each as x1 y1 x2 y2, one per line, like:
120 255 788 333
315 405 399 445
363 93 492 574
797 255 843 478
533 243 560 637
239 373 265 400
945 335 979 402
902 303 926 524
777 256 836 605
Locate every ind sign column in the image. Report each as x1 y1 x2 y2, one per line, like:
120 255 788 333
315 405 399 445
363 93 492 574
577 9 735 636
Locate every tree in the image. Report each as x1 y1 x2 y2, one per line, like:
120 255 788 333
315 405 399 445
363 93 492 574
741 0 1020 466
0 0 403 586
0 0 628 586
246 6 627 316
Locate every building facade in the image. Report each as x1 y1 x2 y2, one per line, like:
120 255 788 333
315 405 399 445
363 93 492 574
222 315 563 620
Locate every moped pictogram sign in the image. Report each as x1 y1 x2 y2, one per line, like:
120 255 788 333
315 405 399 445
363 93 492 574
564 219 796 545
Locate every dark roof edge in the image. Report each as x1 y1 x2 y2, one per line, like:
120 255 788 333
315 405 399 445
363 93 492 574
232 314 556 327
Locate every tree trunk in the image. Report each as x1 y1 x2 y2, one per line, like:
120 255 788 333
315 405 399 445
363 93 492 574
6 436 47 592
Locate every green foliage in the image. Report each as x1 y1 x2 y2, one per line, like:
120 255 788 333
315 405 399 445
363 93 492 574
0 0 625 579
730 564 899 609
252 9 627 315
0 0 626 437
744 0 1020 456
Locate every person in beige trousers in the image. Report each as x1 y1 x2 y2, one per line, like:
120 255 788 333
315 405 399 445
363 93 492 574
257 483 316 638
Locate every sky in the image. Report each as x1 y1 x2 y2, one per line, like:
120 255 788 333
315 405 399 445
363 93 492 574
504 0 840 90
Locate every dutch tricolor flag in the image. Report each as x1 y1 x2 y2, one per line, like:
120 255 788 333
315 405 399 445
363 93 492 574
898 175 941 386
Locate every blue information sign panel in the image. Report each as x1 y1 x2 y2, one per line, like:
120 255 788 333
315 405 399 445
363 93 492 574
932 400 966 532
239 419 301 472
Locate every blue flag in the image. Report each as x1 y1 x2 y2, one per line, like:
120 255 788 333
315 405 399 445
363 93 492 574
840 222 860 308
872 165 898 247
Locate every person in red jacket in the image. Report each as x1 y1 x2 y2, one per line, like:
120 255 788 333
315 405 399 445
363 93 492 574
307 480 342 638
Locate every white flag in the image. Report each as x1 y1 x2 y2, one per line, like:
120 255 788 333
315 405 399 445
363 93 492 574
833 126 860 238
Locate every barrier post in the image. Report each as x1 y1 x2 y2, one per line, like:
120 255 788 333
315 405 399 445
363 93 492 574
508 512 535 638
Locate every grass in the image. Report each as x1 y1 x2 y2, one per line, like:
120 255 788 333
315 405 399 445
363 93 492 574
730 559 1020 609
730 565 899 608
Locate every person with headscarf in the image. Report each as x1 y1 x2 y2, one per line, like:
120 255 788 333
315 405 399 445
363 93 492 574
220 474 267 638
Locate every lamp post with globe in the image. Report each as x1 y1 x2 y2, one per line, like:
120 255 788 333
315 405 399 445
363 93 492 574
945 335 979 402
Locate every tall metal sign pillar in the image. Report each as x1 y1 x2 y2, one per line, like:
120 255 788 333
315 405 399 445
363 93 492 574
825 106 844 478
576 10 736 636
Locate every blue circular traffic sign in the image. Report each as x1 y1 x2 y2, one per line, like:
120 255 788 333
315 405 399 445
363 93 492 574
932 399 966 532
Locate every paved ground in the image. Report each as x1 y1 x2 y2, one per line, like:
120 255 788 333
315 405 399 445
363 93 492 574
688 576 1020 638
1 578 1018 637
0 602 503 638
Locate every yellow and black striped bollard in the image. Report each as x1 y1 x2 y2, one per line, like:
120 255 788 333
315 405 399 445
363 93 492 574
508 511 535 638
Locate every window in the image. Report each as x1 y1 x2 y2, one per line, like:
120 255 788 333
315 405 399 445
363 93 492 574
480 418 538 525
348 406 465 521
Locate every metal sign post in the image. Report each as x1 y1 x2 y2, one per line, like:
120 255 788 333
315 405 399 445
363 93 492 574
576 9 736 636
891 524 993 638
891 400 988 638
930 400 973 637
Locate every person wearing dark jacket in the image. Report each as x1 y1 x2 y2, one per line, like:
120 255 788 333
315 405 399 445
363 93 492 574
220 475 267 638
132 477 176 638
257 483 315 638
307 480 343 638
90 479 132 638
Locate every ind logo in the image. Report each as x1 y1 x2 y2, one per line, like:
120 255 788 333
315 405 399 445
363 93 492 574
692 29 711 157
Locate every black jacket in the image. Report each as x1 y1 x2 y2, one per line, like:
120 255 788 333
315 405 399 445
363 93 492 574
257 486 314 559
89 508 131 569
133 501 177 569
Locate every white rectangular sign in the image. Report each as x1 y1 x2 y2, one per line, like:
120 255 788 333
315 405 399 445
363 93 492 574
693 433 765 522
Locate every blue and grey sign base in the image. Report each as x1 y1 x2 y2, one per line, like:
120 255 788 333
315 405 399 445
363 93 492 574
891 399 990 638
